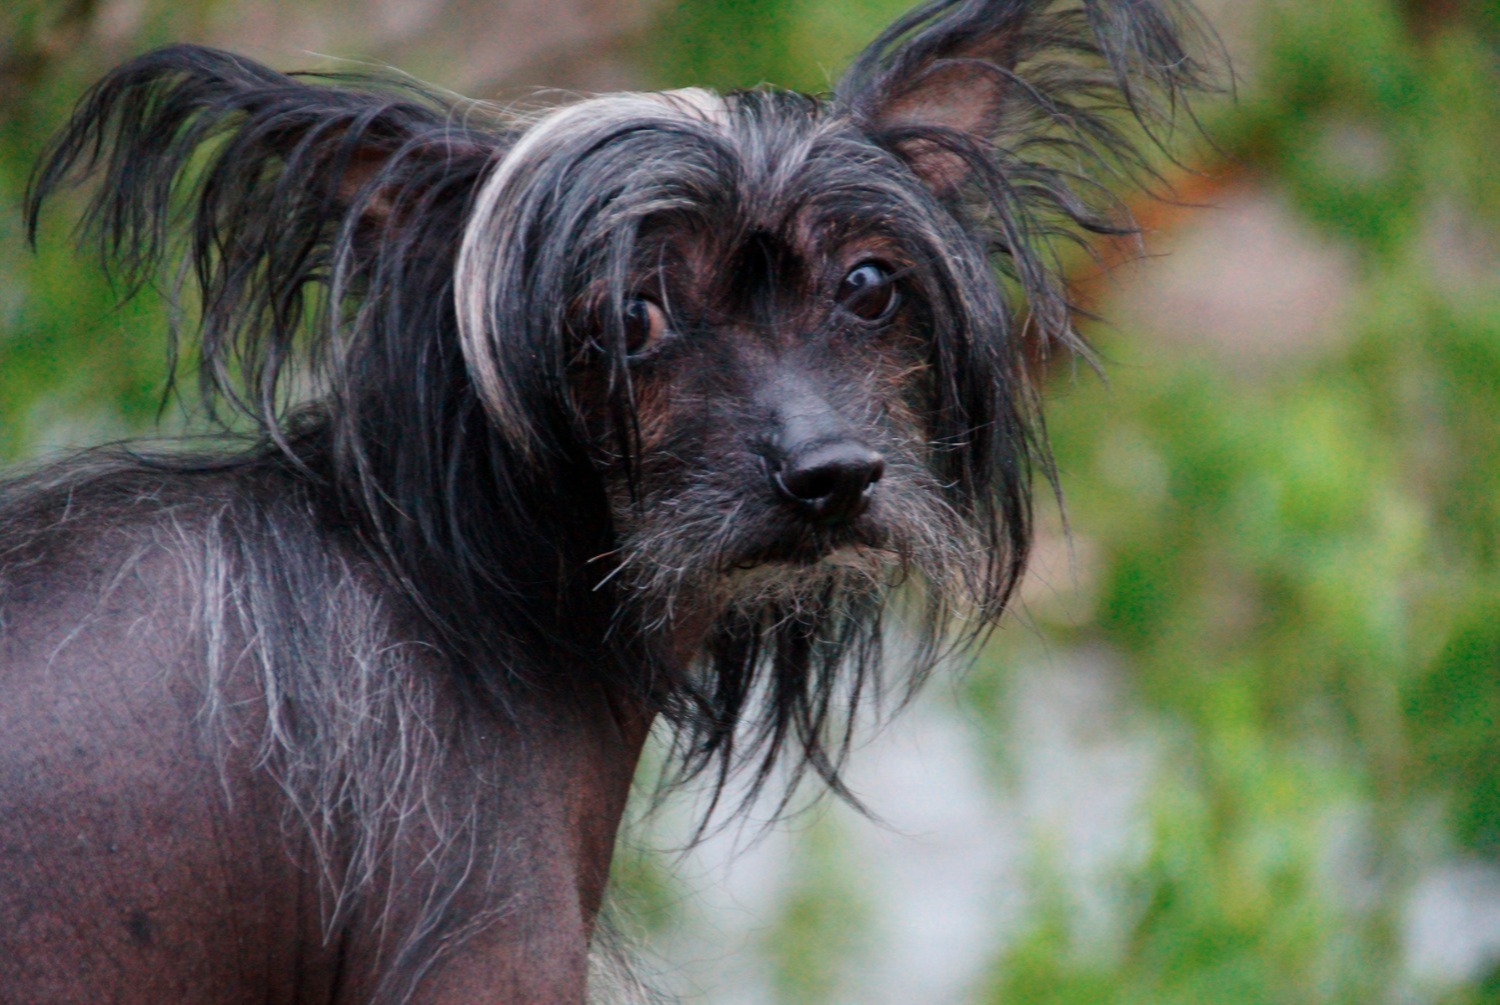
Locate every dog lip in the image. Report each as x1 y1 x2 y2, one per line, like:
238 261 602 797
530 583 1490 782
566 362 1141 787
723 523 881 571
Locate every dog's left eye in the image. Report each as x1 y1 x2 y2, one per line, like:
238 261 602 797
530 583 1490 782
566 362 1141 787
837 262 899 322
622 298 668 355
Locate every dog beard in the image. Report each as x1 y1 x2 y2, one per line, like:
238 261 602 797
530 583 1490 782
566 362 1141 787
606 433 987 660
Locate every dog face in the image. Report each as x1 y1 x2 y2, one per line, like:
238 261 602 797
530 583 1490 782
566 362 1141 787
28 0 1209 803
459 90 1009 653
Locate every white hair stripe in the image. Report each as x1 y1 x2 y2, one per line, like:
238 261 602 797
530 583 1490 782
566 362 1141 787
454 91 730 446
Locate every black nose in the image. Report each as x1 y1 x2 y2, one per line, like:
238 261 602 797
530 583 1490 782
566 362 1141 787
773 440 885 524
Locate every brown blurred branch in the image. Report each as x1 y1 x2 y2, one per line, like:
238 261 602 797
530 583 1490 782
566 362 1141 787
1402 0 1469 38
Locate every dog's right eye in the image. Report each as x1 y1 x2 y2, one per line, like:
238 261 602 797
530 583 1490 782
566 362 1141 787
621 298 667 356
837 262 899 322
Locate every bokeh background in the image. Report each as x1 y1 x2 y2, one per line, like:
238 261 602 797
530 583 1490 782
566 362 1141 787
4 1 1499 1002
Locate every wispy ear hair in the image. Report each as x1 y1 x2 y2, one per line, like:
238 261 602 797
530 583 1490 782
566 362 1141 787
24 44 500 445
838 0 1219 356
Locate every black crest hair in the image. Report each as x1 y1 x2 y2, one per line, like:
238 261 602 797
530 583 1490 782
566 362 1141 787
21 0 1213 839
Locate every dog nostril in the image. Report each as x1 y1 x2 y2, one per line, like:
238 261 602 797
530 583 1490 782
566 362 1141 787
774 442 885 523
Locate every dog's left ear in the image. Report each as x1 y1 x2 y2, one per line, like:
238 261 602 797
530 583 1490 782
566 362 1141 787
25 45 502 436
838 0 1203 192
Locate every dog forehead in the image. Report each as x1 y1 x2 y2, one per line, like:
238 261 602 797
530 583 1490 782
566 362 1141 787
623 92 930 261
570 89 896 211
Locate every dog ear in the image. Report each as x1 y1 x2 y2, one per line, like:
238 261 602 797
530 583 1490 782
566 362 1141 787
838 0 1207 193
26 44 498 432
839 0 1024 186
27 44 491 245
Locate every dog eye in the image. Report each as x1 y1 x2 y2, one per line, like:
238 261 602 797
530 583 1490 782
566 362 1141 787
837 262 899 322
621 298 667 355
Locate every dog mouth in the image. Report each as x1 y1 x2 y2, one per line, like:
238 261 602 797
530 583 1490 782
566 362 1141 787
722 522 887 572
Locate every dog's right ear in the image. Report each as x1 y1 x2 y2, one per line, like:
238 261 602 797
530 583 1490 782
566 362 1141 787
837 0 1211 359
25 44 499 429
838 0 1208 194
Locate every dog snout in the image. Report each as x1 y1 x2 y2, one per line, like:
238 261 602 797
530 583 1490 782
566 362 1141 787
772 439 885 524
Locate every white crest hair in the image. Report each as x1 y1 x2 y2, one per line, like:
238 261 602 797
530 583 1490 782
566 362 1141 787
454 89 728 443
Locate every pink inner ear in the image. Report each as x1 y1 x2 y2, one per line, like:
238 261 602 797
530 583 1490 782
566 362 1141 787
870 21 1022 194
894 136 973 194
881 56 1012 139
879 56 1016 193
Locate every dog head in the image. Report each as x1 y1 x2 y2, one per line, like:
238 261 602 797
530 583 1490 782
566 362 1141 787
28 0 1210 808
459 85 1019 642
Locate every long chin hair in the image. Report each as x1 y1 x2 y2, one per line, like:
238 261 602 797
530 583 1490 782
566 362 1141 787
22 1 1214 835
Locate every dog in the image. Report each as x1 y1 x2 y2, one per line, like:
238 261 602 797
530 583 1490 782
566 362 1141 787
0 1 1210 1001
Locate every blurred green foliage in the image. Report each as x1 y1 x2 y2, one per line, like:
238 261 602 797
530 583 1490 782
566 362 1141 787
761 817 871 1003
4 0 1499 1002
0 0 224 458
964 3 1500 1002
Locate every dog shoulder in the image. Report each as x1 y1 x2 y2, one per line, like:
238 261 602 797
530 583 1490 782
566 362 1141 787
0 455 347 1000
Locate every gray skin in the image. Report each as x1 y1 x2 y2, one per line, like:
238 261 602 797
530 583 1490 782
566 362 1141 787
0 475 646 1003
